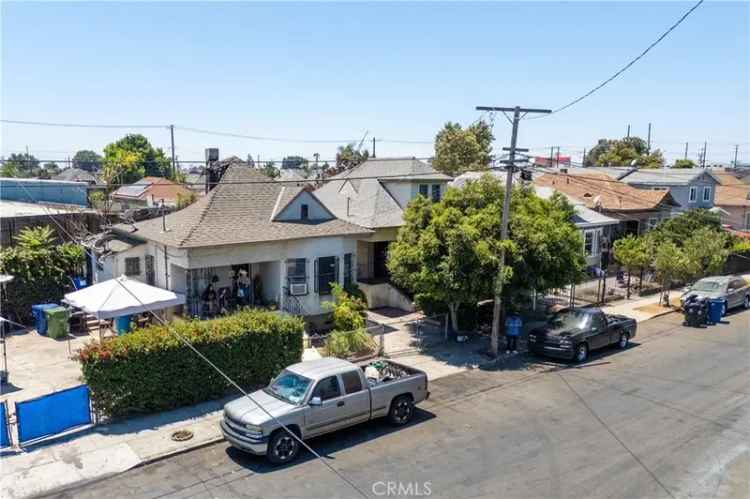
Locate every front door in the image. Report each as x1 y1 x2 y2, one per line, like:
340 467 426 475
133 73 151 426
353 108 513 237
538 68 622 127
373 242 390 281
305 375 345 437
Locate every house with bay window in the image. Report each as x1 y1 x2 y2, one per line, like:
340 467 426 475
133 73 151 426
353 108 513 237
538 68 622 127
89 159 371 322
314 157 452 310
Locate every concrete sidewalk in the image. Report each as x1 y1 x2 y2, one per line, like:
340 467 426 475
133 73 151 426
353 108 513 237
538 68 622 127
0 397 230 499
601 290 682 323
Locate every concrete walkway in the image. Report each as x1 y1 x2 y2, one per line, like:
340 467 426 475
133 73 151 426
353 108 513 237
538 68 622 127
601 290 682 323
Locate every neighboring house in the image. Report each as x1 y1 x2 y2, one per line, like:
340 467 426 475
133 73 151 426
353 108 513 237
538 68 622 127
94 162 371 321
712 171 750 232
0 177 99 247
112 177 192 209
534 172 677 235
184 171 207 195
618 168 719 212
315 157 452 310
53 168 101 185
534 186 619 270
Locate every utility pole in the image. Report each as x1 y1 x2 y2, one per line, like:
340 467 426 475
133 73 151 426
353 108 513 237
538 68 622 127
169 125 176 179
684 142 689 160
582 148 587 167
626 124 631 138
372 137 376 158
733 145 739 167
549 146 554 167
646 123 652 154
476 105 551 357
701 141 708 168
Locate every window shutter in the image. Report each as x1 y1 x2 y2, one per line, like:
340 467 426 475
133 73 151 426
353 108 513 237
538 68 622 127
335 256 340 284
314 258 319 293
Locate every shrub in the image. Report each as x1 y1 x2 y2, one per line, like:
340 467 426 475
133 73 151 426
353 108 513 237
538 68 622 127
325 329 375 359
76 309 304 419
324 283 367 331
0 226 84 324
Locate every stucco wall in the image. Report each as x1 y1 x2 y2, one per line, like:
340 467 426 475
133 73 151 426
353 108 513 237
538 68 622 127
718 205 750 230
381 181 446 209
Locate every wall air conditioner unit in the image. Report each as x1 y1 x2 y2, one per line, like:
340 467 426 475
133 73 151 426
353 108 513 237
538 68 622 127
289 282 308 296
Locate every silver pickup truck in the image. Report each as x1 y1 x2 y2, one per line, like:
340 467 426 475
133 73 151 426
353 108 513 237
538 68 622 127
220 357 429 464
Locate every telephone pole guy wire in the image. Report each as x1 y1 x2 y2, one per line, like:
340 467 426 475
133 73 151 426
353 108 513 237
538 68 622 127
10 180 371 499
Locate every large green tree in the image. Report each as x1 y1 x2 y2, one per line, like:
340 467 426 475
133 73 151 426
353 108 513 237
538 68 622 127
335 144 369 171
682 227 730 281
433 120 493 176
72 150 103 172
649 209 723 248
388 174 584 354
585 136 664 168
2 153 40 177
103 134 171 179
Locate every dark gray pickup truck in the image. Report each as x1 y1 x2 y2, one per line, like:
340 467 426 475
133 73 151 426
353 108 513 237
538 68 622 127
528 308 637 362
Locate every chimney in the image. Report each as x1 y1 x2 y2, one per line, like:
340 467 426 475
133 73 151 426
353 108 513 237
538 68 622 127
205 148 219 194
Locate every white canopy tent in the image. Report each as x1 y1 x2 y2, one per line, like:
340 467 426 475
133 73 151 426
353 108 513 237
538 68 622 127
63 275 185 320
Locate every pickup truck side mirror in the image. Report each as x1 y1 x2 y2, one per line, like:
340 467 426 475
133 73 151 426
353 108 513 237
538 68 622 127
309 396 322 407
728 287 735 293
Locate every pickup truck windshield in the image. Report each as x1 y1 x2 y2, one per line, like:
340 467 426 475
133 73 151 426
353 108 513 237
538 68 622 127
691 280 722 292
265 371 312 405
549 310 592 331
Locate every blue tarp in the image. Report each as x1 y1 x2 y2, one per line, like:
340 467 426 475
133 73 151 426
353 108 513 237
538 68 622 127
0 401 10 448
16 385 91 443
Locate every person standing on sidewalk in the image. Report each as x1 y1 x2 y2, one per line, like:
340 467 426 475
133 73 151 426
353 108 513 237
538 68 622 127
505 312 522 355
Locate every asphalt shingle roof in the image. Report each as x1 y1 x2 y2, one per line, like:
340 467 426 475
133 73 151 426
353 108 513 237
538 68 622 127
315 158 449 229
116 165 371 248
53 168 100 184
621 168 719 186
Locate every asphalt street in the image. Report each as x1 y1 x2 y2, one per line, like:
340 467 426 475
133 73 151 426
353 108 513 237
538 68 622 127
49 310 749 499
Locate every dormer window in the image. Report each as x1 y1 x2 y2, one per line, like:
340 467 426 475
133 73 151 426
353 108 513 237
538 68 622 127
301 204 309 220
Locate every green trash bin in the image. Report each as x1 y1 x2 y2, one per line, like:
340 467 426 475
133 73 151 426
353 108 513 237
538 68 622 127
44 306 70 339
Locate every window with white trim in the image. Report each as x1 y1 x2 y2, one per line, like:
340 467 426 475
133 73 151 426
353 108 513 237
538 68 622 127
583 231 597 257
647 217 659 231
286 258 307 285
702 186 711 202
315 256 338 295
689 186 697 203
431 184 441 202
418 184 429 198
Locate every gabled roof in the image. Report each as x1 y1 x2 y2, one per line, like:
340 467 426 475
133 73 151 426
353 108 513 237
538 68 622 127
535 186 619 228
315 157 449 229
329 157 452 182
53 168 100 184
534 172 677 212
116 165 371 248
622 168 720 186
711 171 746 186
714 185 750 207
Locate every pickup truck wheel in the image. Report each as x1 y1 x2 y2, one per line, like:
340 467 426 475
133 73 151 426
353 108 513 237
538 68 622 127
388 395 414 426
722 300 728 317
744 295 750 310
574 343 588 363
617 332 629 349
267 429 300 465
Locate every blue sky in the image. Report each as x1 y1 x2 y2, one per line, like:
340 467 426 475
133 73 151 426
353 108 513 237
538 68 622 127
2 1 748 167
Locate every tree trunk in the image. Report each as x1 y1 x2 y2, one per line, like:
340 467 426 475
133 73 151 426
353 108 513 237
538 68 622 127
626 271 631 299
448 302 459 335
491 295 501 356
639 267 644 292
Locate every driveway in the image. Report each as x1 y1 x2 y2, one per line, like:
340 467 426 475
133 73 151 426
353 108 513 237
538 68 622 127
48 310 749 499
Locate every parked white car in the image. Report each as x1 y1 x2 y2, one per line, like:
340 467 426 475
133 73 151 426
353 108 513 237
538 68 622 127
679 275 750 314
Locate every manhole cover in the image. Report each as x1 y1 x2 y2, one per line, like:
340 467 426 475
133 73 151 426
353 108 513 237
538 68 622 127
171 430 194 442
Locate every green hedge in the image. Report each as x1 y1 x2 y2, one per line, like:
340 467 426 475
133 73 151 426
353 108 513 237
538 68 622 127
77 310 304 419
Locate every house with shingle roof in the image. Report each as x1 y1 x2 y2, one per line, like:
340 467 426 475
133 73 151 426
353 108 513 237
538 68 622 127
314 157 451 309
93 161 372 318
617 168 719 212
711 170 750 232
534 172 678 236
112 177 193 209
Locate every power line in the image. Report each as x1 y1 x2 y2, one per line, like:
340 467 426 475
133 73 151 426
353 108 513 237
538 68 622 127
10 180 371 499
0 119 167 129
174 126 359 144
526 0 705 119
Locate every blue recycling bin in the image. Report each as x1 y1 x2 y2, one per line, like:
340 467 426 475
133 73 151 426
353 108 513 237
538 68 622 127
114 315 132 335
31 303 58 335
72 277 88 290
707 299 724 324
